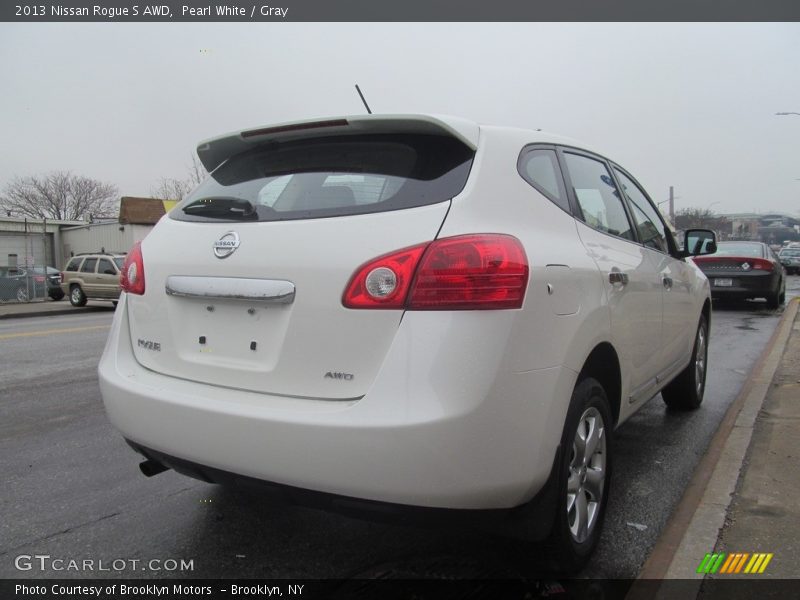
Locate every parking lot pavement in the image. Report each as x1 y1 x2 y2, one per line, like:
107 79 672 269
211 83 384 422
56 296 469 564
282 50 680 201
0 299 114 319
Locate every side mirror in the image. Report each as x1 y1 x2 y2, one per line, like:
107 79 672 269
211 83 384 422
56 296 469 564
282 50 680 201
684 229 717 257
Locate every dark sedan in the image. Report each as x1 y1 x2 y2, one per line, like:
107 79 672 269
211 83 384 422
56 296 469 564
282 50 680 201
693 241 786 308
0 267 47 302
28 266 65 300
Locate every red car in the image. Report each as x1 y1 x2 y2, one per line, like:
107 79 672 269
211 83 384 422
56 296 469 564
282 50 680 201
693 241 786 308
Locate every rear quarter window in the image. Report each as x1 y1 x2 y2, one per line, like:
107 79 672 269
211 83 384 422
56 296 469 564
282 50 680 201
518 147 569 213
65 258 82 271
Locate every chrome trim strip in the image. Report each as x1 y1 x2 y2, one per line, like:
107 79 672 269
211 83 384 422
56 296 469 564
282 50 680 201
165 276 295 304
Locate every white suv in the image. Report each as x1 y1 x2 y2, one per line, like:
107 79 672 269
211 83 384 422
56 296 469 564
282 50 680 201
99 114 716 571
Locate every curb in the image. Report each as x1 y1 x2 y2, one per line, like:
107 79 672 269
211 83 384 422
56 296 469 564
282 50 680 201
630 298 799 595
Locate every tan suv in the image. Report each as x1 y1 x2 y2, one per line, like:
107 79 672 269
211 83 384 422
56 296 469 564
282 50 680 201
61 252 125 306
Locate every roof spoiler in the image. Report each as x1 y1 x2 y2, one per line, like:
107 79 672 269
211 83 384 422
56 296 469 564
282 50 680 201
196 114 480 173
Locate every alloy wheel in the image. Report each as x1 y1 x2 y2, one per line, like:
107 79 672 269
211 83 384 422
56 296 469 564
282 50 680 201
567 406 606 544
694 325 707 397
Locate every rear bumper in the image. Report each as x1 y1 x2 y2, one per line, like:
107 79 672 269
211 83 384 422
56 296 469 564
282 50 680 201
127 439 560 540
99 294 576 511
706 271 780 299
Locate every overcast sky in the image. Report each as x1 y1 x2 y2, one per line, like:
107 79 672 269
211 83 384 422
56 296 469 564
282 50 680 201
1 23 798 216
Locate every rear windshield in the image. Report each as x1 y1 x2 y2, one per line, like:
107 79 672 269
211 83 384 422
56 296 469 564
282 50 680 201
714 242 764 258
171 134 474 223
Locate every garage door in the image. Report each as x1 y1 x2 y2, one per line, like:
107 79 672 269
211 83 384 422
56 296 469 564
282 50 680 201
0 232 53 268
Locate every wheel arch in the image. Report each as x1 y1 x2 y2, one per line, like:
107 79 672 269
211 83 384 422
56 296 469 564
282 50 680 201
577 342 621 426
702 297 711 330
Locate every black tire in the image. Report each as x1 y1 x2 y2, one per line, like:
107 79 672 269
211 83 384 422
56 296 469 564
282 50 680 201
69 285 87 307
15 286 29 302
766 284 782 310
662 314 708 410
548 377 613 574
49 290 65 301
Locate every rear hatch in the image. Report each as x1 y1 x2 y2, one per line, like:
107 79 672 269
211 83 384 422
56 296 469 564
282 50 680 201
127 119 476 399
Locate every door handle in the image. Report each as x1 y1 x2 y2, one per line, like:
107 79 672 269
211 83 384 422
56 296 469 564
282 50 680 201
663 276 673 290
609 271 629 286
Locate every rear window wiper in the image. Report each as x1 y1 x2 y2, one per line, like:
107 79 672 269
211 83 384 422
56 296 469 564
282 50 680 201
182 197 258 220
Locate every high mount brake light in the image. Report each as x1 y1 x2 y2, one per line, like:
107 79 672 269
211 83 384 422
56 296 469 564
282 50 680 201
343 234 529 310
120 242 145 295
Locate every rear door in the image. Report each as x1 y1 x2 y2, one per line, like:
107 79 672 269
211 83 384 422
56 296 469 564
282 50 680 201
126 131 475 400
79 257 99 296
96 258 120 299
559 149 664 406
612 166 696 376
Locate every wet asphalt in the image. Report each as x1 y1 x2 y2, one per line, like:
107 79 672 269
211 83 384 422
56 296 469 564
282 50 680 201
1 276 798 581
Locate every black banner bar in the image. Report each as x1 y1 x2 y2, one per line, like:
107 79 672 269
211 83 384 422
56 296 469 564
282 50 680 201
2 0 800 23
4 579 800 600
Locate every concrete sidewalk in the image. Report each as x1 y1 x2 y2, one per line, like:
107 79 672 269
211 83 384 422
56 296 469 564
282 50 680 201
712 303 800 577
635 298 800 596
0 298 115 319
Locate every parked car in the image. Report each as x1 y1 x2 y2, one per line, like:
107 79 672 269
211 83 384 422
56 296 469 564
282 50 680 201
0 266 49 302
98 114 716 571
778 248 800 275
692 241 786 308
28 266 65 300
60 252 125 306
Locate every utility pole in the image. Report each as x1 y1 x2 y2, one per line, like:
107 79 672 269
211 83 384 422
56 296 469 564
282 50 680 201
669 186 675 224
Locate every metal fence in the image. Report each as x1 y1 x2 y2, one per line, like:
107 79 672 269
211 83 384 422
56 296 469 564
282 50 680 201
1 219 60 303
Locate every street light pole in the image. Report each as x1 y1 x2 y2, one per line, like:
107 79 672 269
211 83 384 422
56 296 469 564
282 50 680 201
669 186 675 223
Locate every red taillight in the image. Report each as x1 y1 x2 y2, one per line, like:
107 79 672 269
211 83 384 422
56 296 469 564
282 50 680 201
34 276 45 283
748 258 774 271
343 234 529 310
120 241 145 295
409 234 529 310
342 243 428 309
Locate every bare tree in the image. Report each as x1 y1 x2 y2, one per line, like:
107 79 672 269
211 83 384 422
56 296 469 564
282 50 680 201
675 207 730 236
150 154 207 201
149 177 195 202
675 207 715 229
1 171 118 221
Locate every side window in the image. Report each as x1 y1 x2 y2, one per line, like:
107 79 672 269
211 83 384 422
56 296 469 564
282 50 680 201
518 148 569 212
80 258 97 273
65 258 82 271
563 152 634 241
613 168 669 253
98 258 116 275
